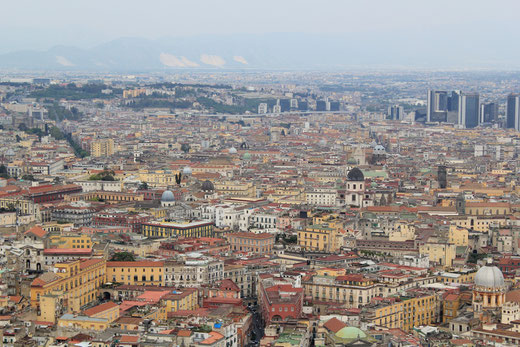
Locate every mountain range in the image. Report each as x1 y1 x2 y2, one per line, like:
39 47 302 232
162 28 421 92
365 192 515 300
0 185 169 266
0 33 519 71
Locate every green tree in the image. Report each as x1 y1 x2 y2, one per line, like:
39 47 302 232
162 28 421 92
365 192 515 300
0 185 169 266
21 174 35 181
110 252 136 261
181 143 190 153
0 165 9 179
49 126 65 140
138 182 149 190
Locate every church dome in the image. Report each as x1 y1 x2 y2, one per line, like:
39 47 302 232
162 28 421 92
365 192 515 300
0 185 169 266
347 167 364 181
335 326 367 340
242 152 251 160
229 147 237 154
201 180 214 192
161 190 175 202
183 167 192 175
475 262 504 289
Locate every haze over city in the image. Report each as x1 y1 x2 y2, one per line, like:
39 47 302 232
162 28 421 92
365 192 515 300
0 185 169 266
2 2 520 347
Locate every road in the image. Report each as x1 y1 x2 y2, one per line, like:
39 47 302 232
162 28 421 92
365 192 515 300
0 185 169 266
246 305 264 347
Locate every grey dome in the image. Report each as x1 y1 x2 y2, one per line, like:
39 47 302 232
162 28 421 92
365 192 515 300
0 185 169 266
183 167 192 175
201 180 214 191
229 147 237 154
161 190 175 202
347 167 364 181
475 264 504 288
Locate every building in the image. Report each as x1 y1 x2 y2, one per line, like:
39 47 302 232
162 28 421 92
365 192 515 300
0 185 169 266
93 210 150 233
258 103 268 114
506 93 520 131
30 259 106 321
345 167 367 207
388 105 404 120
427 90 448 122
480 102 498 123
298 224 342 253
438 165 447 189
472 260 506 311
258 278 303 324
106 261 164 286
142 220 214 238
90 138 115 157
226 232 275 255
458 92 480 128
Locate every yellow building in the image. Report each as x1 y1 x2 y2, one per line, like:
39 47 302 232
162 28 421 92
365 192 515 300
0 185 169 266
451 216 507 233
465 202 510 216
90 138 115 157
214 180 256 197
138 169 178 188
83 301 120 323
48 233 93 249
163 288 199 313
57 313 110 331
298 224 343 253
389 222 416 241
30 259 106 320
142 220 214 238
448 225 469 246
106 261 164 286
419 242 457 267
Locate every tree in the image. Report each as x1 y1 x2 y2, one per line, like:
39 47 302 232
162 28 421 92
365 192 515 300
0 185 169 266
138 182 149 190
181 143 190 153
15 135 21 142
49 126 65 140
0 165 9 179
21 174 35 181
110 252 136 262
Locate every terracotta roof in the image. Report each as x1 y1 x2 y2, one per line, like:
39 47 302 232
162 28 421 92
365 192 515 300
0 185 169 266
177 329 192 337
120 335 139 343
83 301 118 317
24 225 47 238
323 317 347 333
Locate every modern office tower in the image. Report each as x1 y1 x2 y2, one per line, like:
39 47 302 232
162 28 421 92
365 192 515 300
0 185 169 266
279 99 291 112
388 105 404 120
458 92 480 128
438 165 447 189
506 93 520 130
447 91 461 112
329 101 340 111
427 90 448 122
258 103 268 114
480 102 498 123
298 101 308 111
290 98 298 109
316 100 327 111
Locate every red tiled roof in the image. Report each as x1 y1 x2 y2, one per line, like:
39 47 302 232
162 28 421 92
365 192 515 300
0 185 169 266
323 317 346 333
83 301 118 317
24 225 46 238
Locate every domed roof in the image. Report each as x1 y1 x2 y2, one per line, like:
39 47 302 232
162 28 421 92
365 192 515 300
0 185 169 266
242 152 251 160
183 167 192 175
347 167 364 181
201 180 214 191
475 262 504 288
347 157 358 165
335 327 367 340
374 145 385 151
161 190 175 202
229 147 237 154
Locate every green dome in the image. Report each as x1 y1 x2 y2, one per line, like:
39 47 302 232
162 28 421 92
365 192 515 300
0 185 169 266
370 182 378 188
335 327 367 340
347 158 357 164
242 152 251 160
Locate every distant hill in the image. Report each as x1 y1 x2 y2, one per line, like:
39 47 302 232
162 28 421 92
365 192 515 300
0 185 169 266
0 33 518 71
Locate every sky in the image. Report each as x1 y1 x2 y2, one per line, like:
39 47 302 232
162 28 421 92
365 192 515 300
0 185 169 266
2 0 520 55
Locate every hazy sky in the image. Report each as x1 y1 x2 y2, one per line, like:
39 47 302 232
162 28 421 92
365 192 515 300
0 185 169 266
2 0 520 54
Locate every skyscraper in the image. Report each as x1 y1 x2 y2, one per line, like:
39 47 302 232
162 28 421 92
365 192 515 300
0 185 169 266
458 93 480 128
388 105 404 120
506 93 520 130
427 90 448 122
480 102 498 123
